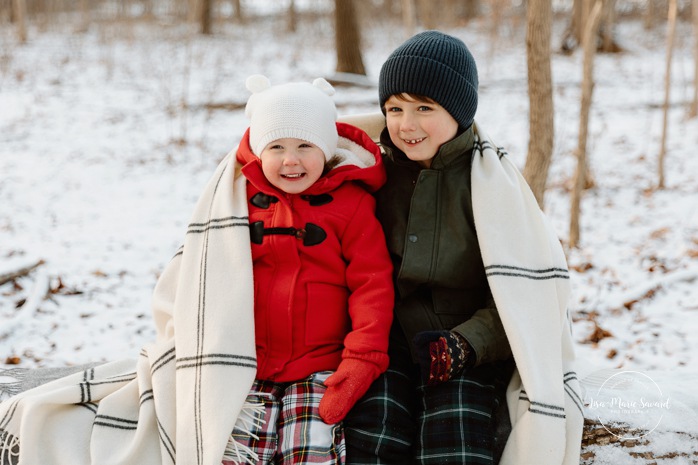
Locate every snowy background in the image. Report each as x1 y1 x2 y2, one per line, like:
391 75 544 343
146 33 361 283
1 2 697 463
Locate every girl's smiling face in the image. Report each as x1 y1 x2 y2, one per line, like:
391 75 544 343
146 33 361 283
384 94 459 168
259 138 326 194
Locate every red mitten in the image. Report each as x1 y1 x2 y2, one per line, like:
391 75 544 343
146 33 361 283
319 358 382 424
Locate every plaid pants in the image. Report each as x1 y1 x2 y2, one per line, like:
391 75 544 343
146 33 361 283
343 330 509 465
222 371 345 465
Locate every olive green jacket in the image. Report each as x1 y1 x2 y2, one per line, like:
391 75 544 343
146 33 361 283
375 127 512 366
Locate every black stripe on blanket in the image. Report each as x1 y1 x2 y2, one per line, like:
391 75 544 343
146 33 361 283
186 216 248 234
77 402 98 414
175 353 256 370
151 347 176 375
173 245 184 258
473 140 508 159
156 415 176 464
519 391 566 419
485 264 569 281
140 389 154 406
93 414 139 431
79 371 136 403
79 368 95 403
563 372 584 415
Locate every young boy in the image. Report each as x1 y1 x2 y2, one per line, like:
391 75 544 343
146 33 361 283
223 75 394 464
343 31 583 465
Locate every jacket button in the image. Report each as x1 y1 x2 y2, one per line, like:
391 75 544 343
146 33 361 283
408 234 418 243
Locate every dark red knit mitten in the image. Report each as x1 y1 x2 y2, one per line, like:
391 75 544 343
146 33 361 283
413 331 471 386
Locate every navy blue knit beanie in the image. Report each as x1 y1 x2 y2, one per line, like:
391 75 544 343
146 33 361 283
379 30 479 130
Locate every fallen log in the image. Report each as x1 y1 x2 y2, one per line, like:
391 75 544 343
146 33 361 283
580 418 698 463
0 259 45 286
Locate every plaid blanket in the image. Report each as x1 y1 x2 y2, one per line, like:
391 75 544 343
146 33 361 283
0 151 260 465
223 371 345 464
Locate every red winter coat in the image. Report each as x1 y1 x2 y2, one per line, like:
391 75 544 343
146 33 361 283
236 123 394 382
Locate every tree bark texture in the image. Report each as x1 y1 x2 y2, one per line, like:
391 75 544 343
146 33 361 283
658 0 678 189
569 0 603 249
401 0 416 38
287 0 297 33
418 0 436 29
523 0 554 209
599 0 620 53
561 0 583 52
335 0 366 75
12 0 27 43
199 0 212 34
689 0 698 118
645 0 656 29
233 0 244 23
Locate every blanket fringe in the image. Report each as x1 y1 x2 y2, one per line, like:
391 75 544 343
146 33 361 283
0 369 24 402
221 400 266 464
0 430 19 465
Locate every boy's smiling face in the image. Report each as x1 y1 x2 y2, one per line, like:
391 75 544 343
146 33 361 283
259 138 325 194
384 94 459 168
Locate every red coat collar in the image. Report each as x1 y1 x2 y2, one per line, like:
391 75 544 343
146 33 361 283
236 123 385 197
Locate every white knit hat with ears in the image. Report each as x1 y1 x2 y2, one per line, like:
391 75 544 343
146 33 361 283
245 74 339 160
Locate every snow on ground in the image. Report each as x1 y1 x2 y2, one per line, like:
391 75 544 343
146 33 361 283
1 8 697 463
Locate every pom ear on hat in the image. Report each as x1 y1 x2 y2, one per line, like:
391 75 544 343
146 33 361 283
245 75 339 160
246 74 271 93
312 77 335 97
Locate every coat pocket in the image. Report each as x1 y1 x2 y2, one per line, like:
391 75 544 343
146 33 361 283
305 283 351 345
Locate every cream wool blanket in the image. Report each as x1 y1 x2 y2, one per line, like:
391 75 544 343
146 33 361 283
0 151 260 465
470 123 583 464
337 115 584 464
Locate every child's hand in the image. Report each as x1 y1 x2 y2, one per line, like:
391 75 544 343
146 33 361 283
413 330 471 386
319 358 380 424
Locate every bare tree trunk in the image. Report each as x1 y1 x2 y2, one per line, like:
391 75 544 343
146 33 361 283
78 0 89 33
402 0 416 38
12 0 27 43
658 0 678 189
445 0 458 26
232 0 243 23
581 0 592 42
599 0 620 52
382 0 398 14
200 0 212 34
645 0 655 29
142 0 154 17
489 0 505 47
561 0 583 52
569 0 603 249
187 0 197 22
418 0 437 29
689 0 698 118
335 0 366 75
287 0 297 32
523 0 554 209
464 0 479 19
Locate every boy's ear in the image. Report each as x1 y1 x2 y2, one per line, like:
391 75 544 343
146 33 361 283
338 113 386 142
